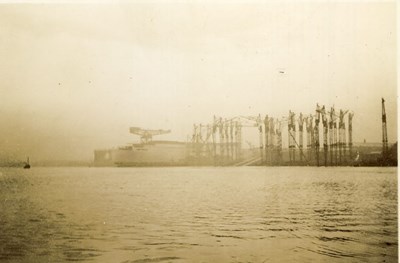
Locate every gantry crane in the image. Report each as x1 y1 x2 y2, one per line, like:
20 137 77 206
264 116 281 165
211 116 243 163
187 102 355 166
206 115 264 164
241 115 264 163
264 115 281 165
327 107 351 165
129 127 171 143
190 123 214 160
280 114 308 165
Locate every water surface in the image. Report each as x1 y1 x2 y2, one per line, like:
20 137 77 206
0 167 397 262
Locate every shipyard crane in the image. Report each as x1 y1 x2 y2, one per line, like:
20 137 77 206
348 111 354 160
288 110 296 162
207 115 264 164
241 115 264 163
314 104 322 166
305 114 314 161
382 98 388 162
328 107 338 165
298 112 304 162
338 109 349 163
280 114 309 164
129 127 171 143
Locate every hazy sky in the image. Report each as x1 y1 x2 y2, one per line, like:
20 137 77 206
0 1 397 161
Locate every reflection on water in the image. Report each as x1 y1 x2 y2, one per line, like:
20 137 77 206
0 167 397 262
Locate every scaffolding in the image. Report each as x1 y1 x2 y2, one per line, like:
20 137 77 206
188 103 354 166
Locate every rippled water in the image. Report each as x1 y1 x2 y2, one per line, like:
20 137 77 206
0 167 397 262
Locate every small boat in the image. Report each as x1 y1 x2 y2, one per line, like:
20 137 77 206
23 157 31 169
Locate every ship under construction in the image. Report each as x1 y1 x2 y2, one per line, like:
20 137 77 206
94 101 396 167
94 127 187 166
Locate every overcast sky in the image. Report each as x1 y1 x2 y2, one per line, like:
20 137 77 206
0 1 397 161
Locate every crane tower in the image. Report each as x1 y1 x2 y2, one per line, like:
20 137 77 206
382 98 389 161
129 127 171 143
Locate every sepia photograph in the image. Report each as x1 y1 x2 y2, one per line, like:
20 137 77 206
0 1 397 262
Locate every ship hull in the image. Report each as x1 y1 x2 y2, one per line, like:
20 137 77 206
94 141 187 167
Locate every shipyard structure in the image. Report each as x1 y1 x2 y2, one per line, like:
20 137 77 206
94 127 187 166
187 104 355 166
94 101 396 167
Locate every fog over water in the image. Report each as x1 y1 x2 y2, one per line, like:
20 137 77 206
0 2 396 162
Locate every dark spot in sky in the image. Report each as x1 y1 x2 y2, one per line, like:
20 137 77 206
58 83 61 85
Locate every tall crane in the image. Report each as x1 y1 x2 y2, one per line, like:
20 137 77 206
212 116 242 163
382 98 389 161
315 104 329 166
129 127 171 143
328 107 338 166
264 115 270 164
240 115 264 164
288 110 296 163
314 104 321 166
338 109 349 164
298 113 304 163
348 112 354 161
305 115 314 161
